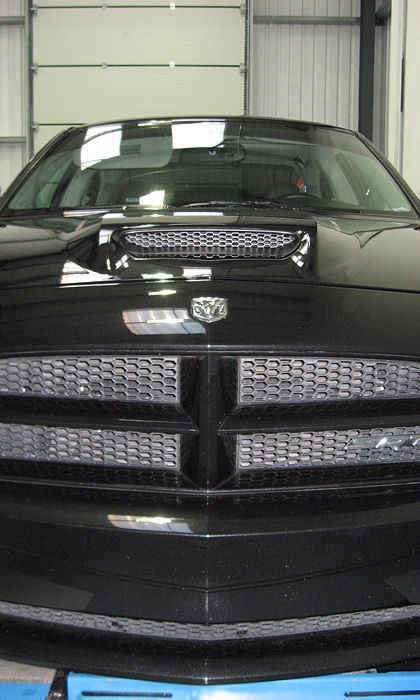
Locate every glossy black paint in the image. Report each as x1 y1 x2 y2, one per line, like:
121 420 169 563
0 119 419 682
0 491 419 682
0 209 420 294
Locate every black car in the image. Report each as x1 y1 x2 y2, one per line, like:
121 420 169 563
0 117 419 683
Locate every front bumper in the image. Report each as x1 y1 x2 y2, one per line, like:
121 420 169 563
0 490 419 683
0 600 420 684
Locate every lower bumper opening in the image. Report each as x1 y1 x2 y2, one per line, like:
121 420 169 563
0 601 419 684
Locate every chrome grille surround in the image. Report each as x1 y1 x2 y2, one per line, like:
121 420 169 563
237 426 420 470
120 227 300 259
238 356 420 405
0 356 179 403
0 423 181 470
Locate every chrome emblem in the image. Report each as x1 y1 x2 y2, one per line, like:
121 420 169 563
191 297 228 323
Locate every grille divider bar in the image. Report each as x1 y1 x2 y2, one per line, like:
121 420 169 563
196 355 226 489
219 412 420 434
1 474 419 499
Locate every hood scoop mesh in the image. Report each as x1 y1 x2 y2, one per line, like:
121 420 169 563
119 227 301 260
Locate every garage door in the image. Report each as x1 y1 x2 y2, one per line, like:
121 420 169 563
31 0 246 153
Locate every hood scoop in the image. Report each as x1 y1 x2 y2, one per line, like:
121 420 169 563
118 226 302 260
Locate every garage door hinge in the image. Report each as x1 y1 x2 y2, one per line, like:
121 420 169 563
30 63 38 73
31 122 39 132
30 3 38 14
240 3 246 14
239 62 246 74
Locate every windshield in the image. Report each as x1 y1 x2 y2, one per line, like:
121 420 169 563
5 119 416 216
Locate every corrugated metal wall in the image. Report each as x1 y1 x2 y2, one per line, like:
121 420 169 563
0 0 26 192
401 0 420 195
372 15 387 153
250 0 361 129
250 0 387 150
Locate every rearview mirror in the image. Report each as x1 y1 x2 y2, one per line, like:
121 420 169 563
180 143 245 165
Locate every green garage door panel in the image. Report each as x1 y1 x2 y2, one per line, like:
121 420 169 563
33 125 77 154
33 7 244 66
33 66 243 141
31 1 245 154
36 0 239 6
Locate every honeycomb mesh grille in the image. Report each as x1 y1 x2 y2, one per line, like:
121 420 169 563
238 357 420 405
237 425 420 470
0 423 181 470
0 599 418 644
233 461 420 491
120 228 300 259
0 356 179 403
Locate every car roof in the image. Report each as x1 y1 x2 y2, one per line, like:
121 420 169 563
67 115 356 136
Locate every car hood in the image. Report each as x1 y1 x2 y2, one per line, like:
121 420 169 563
0 207 419 293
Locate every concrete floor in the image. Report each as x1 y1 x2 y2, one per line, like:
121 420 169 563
0 660 55 684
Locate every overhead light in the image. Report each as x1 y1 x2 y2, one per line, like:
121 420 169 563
139 190 165 207
115 254 129 269
60 260 111 285
80 126 122 170
122 308 206 335
148 289 176 296
171 121 225 150
183 267 212 279
173 211 222 217
142 272 174 280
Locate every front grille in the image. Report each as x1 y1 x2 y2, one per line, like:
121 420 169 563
0 423 181 470
238 357 420 405
236 426 420 470
0 355 179 403
119 227 300 259
0 353 419 496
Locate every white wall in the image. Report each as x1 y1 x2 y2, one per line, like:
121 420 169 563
250 0 361 129
384 0 420 196
250 0 389 151
400 0 420 196
0 0 27 194
385 0 404 171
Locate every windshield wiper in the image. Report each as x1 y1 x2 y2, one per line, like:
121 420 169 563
0 204 129 219
181 199 293 210
0 206 67 218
